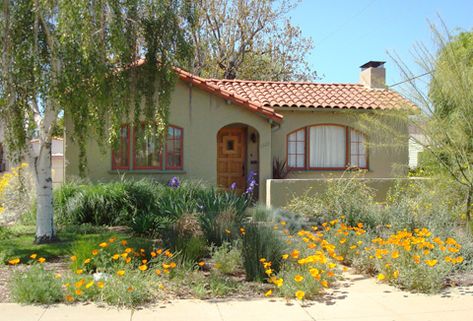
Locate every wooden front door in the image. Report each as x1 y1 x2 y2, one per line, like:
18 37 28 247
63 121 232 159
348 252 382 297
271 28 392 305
217 127 246 193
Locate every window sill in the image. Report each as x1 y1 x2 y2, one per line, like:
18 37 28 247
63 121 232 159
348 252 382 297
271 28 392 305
108 169 186 174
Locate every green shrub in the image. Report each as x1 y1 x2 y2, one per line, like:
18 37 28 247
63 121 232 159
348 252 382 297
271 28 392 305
211 241 242 275
10 265 63 304
54 179 252 241
242 223 286 281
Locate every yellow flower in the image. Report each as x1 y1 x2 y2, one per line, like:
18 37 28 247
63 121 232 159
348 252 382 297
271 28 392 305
138 264 148 271
282 254 289 260
125 257 131 264
99 242 108 248
169 262 177 269
280 220 287 226
320 280 329 288
75 289 83 296
75 279 84 288
91 249 99 256
109 237 116 243
393 270 400 279
425 259 438 267
125 247 133 253
83 258 91 264
117 270 125 276
112 254 120 260
264 289 272 297
155 269 162 276
291 249 300 259
127 286 133 292
66 295 74 302
198 261 205 267
97 281 105 288
142 259 148 264
294 274 304 282
121 240 128 246
85 281 94 289
8 258 20 265
150 251 157 257
391 251 400 259
274 278 283 287
30 253 37 259
75 269 83 275
259 258 266 263
70 255 77 262
377 273 385 281
240 227 246 235
38 257 46 263
295 290 305 300
265 269 273 275
455 256 464 264
55 273 62 279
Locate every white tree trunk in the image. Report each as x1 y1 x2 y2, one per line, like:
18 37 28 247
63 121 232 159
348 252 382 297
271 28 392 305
32 140 56 242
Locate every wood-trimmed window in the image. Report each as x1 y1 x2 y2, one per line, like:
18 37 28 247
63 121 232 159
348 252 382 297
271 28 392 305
287 124 368 170
165 126 183 170
111 124 183 171
133 123 163 170
111 125 130 170
287 128 306 169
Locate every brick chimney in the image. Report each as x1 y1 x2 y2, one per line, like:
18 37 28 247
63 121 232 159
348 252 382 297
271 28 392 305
359 61 386 89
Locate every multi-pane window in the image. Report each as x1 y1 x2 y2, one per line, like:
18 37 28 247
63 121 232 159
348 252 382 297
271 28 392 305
287 124 368 170
134 124 163 169
111 126 130 170
111 124 183 171
287 128 306 169
349 129 367 168
165 126 183 170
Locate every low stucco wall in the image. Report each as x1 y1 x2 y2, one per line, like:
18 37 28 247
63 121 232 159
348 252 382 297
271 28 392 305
266 177 418 209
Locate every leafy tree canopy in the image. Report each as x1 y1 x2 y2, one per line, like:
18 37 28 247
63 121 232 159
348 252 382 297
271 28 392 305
191 0 316 81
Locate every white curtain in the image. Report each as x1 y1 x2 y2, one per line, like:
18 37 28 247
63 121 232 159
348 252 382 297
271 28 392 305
309 126 346 168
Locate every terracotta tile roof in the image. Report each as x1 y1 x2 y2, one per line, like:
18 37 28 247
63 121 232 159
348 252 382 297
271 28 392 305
204 79 414 110
131 60 414 122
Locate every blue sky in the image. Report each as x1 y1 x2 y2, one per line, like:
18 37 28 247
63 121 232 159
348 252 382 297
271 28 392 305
289 0 473 87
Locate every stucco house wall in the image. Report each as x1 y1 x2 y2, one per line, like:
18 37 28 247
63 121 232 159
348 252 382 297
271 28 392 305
65 79 273 199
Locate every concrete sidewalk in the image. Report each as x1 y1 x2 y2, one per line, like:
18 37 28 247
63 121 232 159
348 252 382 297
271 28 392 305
4 272 473 321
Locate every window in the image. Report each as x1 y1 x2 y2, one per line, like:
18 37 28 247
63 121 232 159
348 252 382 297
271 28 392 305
349 129 367 168
287 128 305 169
111 126 130 170
134 123 163 169
287 124 368 170
112 123 183 171
165 126 183 170
309 125 346 169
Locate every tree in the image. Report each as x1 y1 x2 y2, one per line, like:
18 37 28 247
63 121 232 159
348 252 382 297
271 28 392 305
190 0 316 81
0 0 194 242
383 24 473 227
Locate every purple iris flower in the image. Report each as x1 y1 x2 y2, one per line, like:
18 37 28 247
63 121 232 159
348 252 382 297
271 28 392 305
167 176 180 188
230 182 237 190
245 171 258 195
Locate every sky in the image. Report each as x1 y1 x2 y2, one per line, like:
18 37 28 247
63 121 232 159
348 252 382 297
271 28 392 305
289 0 473 88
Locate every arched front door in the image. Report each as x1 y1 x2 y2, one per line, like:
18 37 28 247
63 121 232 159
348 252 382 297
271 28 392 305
217 126 247 193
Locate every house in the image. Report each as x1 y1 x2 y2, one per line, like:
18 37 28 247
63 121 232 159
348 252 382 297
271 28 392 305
408 122 427 169
0 122 64 186
65 61 412 207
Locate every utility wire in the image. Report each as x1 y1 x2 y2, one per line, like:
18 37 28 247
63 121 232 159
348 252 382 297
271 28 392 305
388 71 433 87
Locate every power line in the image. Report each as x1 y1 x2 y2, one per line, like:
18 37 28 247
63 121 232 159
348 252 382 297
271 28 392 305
388 71 433 87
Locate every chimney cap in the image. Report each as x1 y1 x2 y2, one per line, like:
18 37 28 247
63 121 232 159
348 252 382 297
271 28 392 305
360 61 385 69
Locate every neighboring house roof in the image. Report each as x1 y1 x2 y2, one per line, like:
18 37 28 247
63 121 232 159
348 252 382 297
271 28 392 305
205 79 414 110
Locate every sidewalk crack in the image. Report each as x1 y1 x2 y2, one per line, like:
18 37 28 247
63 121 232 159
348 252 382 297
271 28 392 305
215 302 225 321
37 305 48 321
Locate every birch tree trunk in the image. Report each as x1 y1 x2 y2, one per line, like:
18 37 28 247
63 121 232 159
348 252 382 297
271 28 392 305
32 138 56 243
